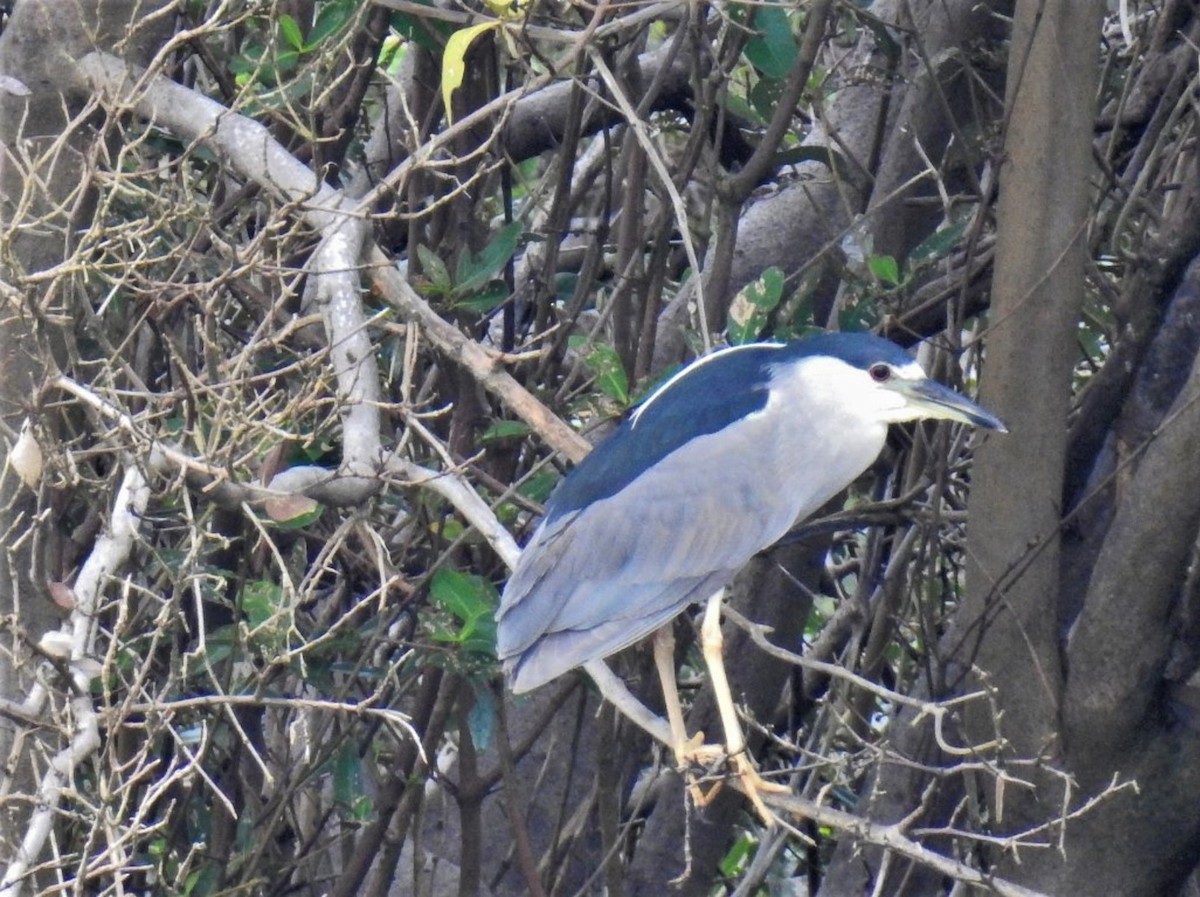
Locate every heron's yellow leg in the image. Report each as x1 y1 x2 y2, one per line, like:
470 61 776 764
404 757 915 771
652 627 722 802
699 591 789 826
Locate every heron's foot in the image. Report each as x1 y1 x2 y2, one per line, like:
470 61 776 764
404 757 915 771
727 751 789 826
671 733 727 806
673 731 725 769
676 741 789 826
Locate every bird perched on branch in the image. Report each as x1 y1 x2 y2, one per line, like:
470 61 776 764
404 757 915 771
496 331 1005 822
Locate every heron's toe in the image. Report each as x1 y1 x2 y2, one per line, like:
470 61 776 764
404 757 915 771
729 753 789 794
727 754 788 825
674 733 724 769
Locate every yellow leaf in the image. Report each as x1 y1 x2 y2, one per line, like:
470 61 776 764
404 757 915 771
483 0 525 20
441 22 501 123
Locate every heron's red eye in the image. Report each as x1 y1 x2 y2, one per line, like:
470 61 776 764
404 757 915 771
868 363 892 383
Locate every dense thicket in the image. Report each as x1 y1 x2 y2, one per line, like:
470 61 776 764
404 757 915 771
2 1 1198 895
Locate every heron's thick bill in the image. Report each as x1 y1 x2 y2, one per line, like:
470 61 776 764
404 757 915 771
898 378 1007 432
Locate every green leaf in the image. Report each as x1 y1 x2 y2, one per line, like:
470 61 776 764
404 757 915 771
182 625 236 679
454 280 509 314
867 254 900 286
727 266 785 345
455 221 523 294
743 2 797 79
570 337 630 406
722 91 759 126
552 270 578 301
333 742 369 818
278 14 305 51
183 864 218 897
429 569 498 655
349 793 373 822
436 517 466 542
228 46 261 75
441 21 501 122
415 243 451 292
481 419 532 441
747 76 785 123
838 299 880 332
241 580 283 630
379 32 405 72
430 569 495 623
719 831 756 877
907 220 967 265
309 0 357 47
390 9 453 53
518 469 558 503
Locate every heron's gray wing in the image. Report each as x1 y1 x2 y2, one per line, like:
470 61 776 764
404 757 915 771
496 420 806 691
495 500 739 650
504 570 732 692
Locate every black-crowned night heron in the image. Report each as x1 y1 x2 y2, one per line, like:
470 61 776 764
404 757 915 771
496 332 1005 821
